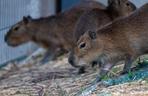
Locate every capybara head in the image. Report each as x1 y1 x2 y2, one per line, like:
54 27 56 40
108 0 136 18
68 30 106 67
5 16 32 47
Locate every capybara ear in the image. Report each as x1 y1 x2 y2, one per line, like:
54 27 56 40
88 30 97 40
23 16 32 24
108 0 118 5
108 0 113 5
108 0 128 5
122 0 128 3
27 15 32 20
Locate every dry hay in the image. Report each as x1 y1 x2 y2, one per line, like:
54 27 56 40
0 55 148 96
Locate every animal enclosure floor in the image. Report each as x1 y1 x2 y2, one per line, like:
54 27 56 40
0 56 148 96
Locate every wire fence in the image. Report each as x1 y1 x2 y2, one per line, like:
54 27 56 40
0 0 56 65
0 25 12 32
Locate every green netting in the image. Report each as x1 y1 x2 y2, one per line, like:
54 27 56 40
76 60 148 96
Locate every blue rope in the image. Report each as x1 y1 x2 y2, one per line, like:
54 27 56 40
76 62 148 96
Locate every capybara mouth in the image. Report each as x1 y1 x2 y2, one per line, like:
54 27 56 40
6 41 20 47
5 38 20 47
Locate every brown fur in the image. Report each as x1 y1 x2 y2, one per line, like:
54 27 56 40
69 0 136 73
4 0 106 60
71 3 148 79
107 0 136 19
74 0 136 42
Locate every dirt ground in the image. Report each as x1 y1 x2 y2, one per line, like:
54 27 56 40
0 55 148 96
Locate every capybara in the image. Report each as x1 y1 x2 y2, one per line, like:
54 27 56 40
72 3 148 80
5 0 106 63
68 0 136 73
70 3 148 81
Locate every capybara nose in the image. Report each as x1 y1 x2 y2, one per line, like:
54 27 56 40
68 57 74 65
68 55 81 68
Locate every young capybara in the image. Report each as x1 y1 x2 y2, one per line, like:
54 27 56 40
69 3 148 81
4 0 106 63
68 0 136 73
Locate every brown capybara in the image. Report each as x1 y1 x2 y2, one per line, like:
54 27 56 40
4 0 106 63
69 3 148 81
74 0 136 42
107 0 137 19
68 0 136 73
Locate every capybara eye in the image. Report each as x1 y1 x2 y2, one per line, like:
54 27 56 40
126 3 130 6
79 42 86 49
14 27 19 31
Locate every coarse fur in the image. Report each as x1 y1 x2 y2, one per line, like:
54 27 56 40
4 0 106 61
69 0 136 73
74 0 136 42
70 3 148 80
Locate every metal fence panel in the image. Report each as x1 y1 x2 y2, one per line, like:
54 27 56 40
0 0 55 64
